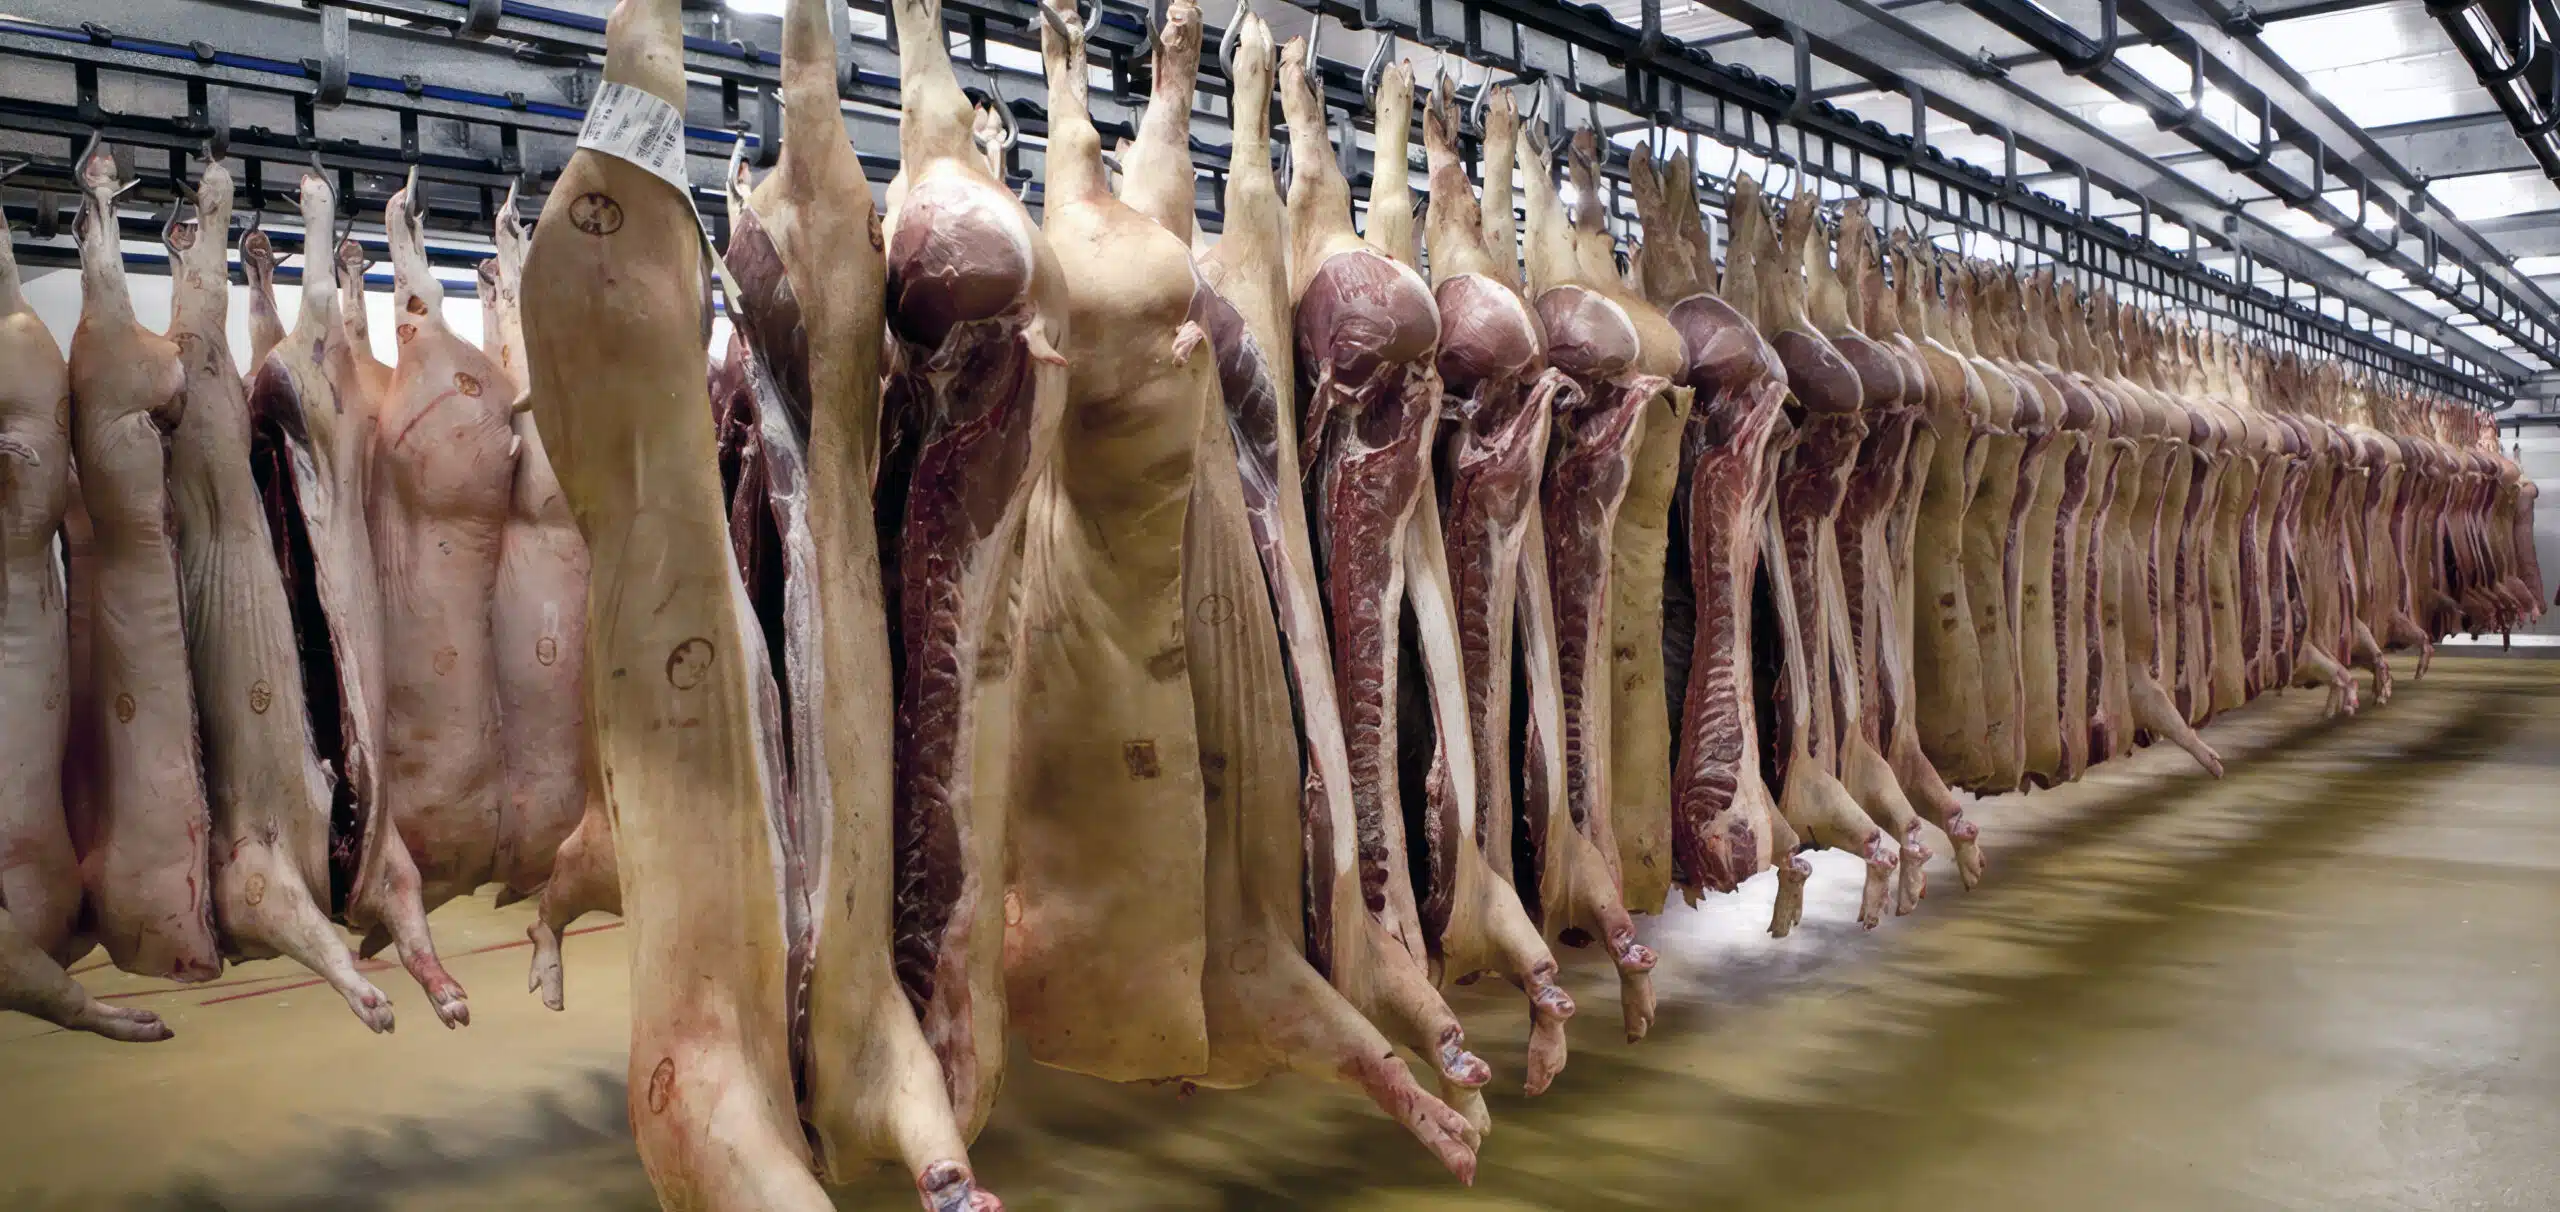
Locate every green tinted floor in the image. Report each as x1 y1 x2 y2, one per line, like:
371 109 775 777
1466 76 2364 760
5 655 2556 1211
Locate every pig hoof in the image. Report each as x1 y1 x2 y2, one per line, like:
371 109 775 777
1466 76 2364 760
918 1161 994 1212
1437 1035 1491 1088
1897 836 1930 915
1770 854 1811 938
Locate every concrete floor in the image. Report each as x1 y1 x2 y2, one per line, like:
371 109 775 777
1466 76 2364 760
5 655 2557 1211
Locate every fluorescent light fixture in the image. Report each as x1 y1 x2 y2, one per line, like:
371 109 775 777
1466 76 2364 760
2266 206 2331 239
2427 170 2560 224
728 0 786 13
2514 254 2560 276
2097 102 2150 127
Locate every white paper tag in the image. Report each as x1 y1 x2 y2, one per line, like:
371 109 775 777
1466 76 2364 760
577 81 691 196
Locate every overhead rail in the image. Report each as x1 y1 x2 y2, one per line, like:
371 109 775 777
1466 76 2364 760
2125 0 2560 337
0 0 2511 404
1963 0 2560 370
1686 0 2530 382
2431 0 2560 191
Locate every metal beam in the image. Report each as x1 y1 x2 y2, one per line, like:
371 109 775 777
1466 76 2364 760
1964 0 2558 367
2459 206 2560 257
2119 0 2560 349
2227 0 2409 21
0 0 2512 400
2370 111 2542 179
1360 0 2509 398
1693 0 2530 377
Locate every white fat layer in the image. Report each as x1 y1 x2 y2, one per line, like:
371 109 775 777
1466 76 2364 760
1760 509 1814 737
1513 508 1571 836
1277 569 1361 877
726 550 807 981
764 408 832 949
1819 527 1865 727
1399 482 1476 840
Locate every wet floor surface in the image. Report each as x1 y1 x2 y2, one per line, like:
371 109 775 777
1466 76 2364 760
6 655 2558 1211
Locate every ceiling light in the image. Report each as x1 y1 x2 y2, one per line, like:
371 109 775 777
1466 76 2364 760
2514 254 2560 277
2097 102 2151 127
727 0 786 12
2266 207 2331 239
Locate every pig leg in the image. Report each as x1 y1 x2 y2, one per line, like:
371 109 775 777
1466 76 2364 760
528 801 619 1011
218 841 395 1033
352 838 470 1026
2350 619 2392 705
0 910 172 1042
2130 672 2225 777
1890 733 1982 890
1765 809 1810 940
1843 738 1928 916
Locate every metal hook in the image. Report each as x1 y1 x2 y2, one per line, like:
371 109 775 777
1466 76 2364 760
399 165 426 237
1329 104 1355 182
2056 0 2119 76
725 133 752 197
1134 0 1171 58
1782 23 1813 126
77 129 109 182
1038 1 1075 44
1466 63 1499 131
984 79 1020 151
1361 35 1394 104
158 189 193 253
1218 0 1246 79
1083 0 1106 41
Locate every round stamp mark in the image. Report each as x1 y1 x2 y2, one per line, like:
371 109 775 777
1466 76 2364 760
666 637 716 689
646 1057 676 1113
569 192 626 237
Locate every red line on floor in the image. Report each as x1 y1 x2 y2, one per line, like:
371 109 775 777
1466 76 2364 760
97 957 395 1001
103 975 296 1001
200 977 331 1007
446 920 625 962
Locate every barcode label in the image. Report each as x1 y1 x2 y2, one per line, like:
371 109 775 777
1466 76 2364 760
577 81 691 195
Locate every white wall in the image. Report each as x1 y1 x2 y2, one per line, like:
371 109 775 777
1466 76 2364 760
2511 428 2560 638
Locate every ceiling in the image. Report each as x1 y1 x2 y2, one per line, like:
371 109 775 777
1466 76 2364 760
1594 0 2560 384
